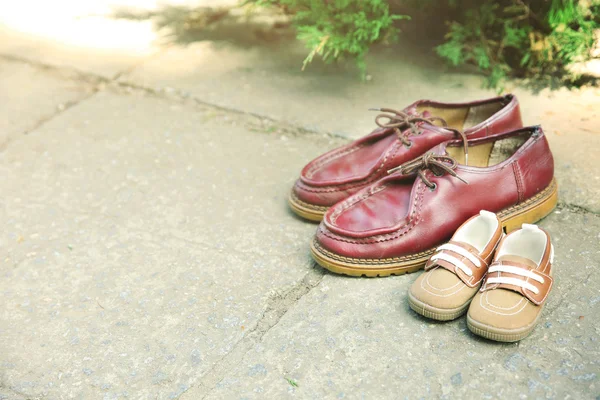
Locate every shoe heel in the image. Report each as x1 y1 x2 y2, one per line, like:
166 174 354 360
499 179 558 233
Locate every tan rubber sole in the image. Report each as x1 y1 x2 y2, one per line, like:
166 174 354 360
466 314 542 342
408 292 471 321
288 191 328 222
311 178 558 277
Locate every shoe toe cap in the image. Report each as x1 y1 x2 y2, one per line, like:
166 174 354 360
468 290 541 330
410 269 477 310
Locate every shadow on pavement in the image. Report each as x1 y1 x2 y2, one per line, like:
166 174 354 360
111 4 295 48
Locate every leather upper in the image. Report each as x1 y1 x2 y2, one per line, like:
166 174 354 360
293 95 523 207
315 126 555 260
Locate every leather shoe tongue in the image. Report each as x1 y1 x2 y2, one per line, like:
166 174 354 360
497 254 539 268
420 110 447 128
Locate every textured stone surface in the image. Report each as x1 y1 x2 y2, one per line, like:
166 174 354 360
0 59 92 146
0 89 344 399
197 211 600 400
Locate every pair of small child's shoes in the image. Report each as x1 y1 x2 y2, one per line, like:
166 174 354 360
408 210 554 342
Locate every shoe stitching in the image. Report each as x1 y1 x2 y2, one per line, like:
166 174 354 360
329 185 387 224
289 191 329 212
423 269 463 291
295 172 382 193
320 179 425 245
512 163 525 203
313 238 435 265
318 179 555 248
420 271 467 298
299 141 401 193
305 144 364 178
479 292 528 316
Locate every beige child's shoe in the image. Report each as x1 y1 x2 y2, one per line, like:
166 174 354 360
408 210 503 321
467 224 554 342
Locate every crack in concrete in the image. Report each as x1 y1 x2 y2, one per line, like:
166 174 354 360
0 53 110 85
556 202 600 217
0 53 112 84
177 267 325 400
0 54 109 153
0 90 99 153
0 53 350 142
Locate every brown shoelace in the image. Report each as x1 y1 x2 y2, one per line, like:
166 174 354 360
370 108 447 148
371 107 469 163
387 152 468 190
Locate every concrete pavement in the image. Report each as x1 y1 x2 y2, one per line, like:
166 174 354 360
0 4 599 399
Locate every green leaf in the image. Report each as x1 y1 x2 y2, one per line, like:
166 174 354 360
436 42 464 66
473 46 490 69
520 52 531 66
285 377 299 387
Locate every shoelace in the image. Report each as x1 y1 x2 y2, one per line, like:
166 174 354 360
387 152 468 190
370 108 448 148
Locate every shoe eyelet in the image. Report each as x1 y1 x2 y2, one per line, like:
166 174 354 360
429 183 437 191
433 170 443 177
405 141 413 148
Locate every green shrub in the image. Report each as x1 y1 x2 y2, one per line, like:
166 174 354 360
251 0 600 89
250 0 409 78
436 0 600 90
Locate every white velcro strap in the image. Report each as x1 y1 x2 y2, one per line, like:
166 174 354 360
488 265 544 283
486 277 540 295
431 253 472 276
436 243 481 267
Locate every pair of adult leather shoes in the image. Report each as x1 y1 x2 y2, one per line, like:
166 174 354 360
409 211 554 342
289 95 557 277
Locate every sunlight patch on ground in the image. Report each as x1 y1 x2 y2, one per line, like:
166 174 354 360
0 1 163 53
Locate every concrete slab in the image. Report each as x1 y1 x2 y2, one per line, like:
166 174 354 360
196 210 600 400
0 59 93 147
0 88 346 399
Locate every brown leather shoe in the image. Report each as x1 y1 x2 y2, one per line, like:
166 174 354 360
311 126 557 277
467 224 554 342
289 95 523 221
408 210 503 321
